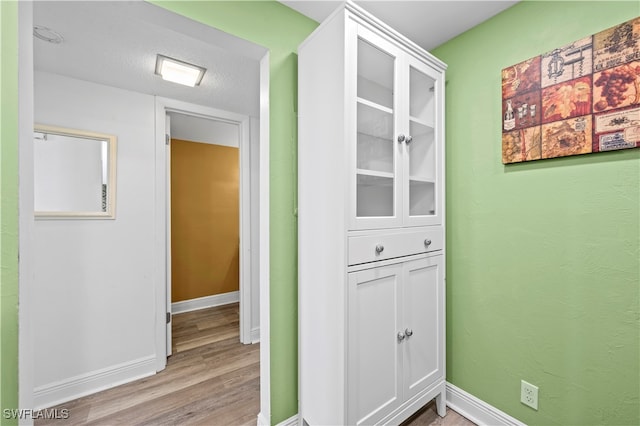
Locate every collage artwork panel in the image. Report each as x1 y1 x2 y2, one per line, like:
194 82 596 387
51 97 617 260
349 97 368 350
502 17 640 164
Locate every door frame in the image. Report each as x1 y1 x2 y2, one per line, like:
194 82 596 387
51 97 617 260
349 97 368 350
155 99 253 359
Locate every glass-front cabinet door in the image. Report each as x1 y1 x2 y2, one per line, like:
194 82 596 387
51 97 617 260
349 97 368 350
351 24 441 230
352 26 402 229
403 57 442 227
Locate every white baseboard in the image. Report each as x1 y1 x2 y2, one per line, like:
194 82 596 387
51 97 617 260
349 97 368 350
276 413 299 426
291 383 524 426
251 326 260 343
33 355 156 410
171 291 239 314
257 412 270 426
258 412 298 426
446 382 526 426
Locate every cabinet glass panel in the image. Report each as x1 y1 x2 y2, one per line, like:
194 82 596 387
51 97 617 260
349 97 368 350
408 121 435 181
357 39 394 108
357 174 394 217
408 66 436 217
356 38 396 218
357 103 393 173
409 180 435 217
409 67 435 124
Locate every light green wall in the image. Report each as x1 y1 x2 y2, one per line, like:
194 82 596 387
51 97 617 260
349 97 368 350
432 2 639 425
1 1 20 425
150 1 317 423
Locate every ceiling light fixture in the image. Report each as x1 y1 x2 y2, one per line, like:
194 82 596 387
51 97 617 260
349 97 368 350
155 54 206 87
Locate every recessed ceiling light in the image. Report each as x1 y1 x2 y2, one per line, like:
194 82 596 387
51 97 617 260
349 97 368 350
155 54 206 87
33 26 64 44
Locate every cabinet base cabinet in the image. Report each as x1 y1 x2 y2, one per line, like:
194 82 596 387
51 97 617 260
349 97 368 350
347 255 445 426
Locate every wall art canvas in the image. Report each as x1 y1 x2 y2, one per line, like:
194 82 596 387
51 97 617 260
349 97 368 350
502 17 640 164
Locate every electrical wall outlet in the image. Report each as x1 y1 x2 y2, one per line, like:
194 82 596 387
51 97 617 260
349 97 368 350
521 380 539 410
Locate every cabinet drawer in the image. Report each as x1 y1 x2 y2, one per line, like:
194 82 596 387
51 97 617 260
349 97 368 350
348 228 443 265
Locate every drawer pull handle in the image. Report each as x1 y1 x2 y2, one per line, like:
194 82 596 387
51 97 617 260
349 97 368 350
375 244 384 254
405 328 413 337
405 135 413 144
397 134 406 143
397 331 406 341
424 239 432 247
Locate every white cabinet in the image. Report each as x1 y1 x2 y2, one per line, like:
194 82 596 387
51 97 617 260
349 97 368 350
347 255 444 425
298 3 446 425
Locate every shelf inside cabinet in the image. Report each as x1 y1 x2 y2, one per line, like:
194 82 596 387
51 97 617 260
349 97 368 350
358 77 394 109
409 116 435 132
357 101 393 140
358 97 393 115
357 169 394 183
409 176 435 183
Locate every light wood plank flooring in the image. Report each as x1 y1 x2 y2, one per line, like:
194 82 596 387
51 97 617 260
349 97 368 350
403 402 475 426
36 303 474 426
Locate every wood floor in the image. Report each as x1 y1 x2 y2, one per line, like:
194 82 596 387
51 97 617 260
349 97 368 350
35 303 474 426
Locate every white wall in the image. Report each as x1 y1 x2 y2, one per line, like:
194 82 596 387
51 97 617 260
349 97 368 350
33 71 157 408
169 112 239 147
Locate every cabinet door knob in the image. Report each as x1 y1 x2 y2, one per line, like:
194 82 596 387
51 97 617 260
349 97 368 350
397 134 406 143
397 331 406 341
405 328 413 337
405 135 413 144
375 244 384 254
424 239 432 247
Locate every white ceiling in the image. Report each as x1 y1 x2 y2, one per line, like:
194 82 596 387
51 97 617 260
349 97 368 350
281 0 520 50
33 1 518 118
33 1 265 117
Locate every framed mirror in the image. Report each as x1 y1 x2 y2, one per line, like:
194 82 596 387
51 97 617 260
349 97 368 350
34 124 117 219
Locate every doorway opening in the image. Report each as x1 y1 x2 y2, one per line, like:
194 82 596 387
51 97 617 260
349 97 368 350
163 110 260 357
154 99 261 368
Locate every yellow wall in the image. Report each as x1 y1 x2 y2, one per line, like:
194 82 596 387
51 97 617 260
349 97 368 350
171 139 239 302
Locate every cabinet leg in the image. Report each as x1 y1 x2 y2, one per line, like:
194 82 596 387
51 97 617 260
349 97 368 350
435 391 446 417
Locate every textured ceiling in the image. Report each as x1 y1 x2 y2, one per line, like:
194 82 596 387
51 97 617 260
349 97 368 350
33 1 265 117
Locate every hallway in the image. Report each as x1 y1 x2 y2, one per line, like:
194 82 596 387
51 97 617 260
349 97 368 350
34 303 473 425
36 304 259 425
